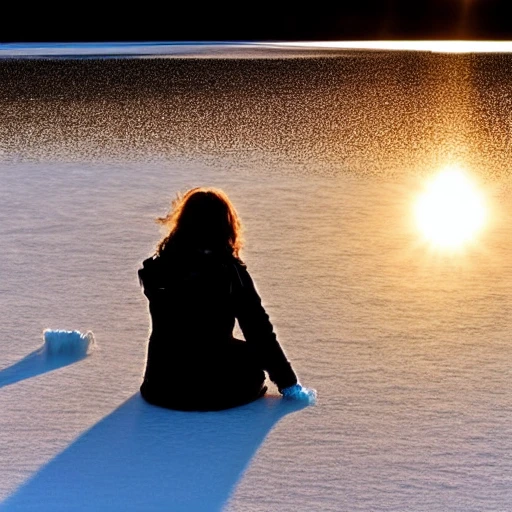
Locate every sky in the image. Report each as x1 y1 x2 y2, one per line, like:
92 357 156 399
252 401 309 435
2 1 511 43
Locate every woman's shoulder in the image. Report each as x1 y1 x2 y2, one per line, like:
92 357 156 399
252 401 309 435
230 257 261 292
139 250 179 278
230 256 251 278
141 254 158 266
232 255 247 268
138 254 161 285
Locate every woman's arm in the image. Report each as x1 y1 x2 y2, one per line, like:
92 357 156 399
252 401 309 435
232 262 298 391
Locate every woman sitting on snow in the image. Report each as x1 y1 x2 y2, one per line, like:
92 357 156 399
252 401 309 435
138 186 316 411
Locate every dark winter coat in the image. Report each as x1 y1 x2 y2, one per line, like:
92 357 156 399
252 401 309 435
138 248 297 411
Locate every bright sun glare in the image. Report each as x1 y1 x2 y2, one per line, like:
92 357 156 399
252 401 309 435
414 166 487 250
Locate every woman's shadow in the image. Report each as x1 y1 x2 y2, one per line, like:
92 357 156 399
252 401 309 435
1 392 310 512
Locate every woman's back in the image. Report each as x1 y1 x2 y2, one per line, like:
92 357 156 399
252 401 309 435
139 248 237 345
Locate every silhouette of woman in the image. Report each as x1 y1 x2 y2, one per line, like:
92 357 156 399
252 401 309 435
138 187 316 411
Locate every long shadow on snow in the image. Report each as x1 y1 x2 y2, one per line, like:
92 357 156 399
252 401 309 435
1 392 309 511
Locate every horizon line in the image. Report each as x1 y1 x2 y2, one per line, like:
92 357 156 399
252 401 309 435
1 40 512 58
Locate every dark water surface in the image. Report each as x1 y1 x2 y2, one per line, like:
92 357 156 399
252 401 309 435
1 52 512 182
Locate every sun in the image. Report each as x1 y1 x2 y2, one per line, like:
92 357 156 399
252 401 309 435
414 166 487 250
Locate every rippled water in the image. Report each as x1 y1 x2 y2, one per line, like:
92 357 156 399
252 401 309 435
1 45 512 511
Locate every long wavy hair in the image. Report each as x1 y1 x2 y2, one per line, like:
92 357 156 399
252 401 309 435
155 187 244 258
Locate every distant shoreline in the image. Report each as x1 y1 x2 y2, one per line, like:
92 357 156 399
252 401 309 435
2 41 512 60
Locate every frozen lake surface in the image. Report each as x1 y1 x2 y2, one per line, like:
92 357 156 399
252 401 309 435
1 43 512 511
